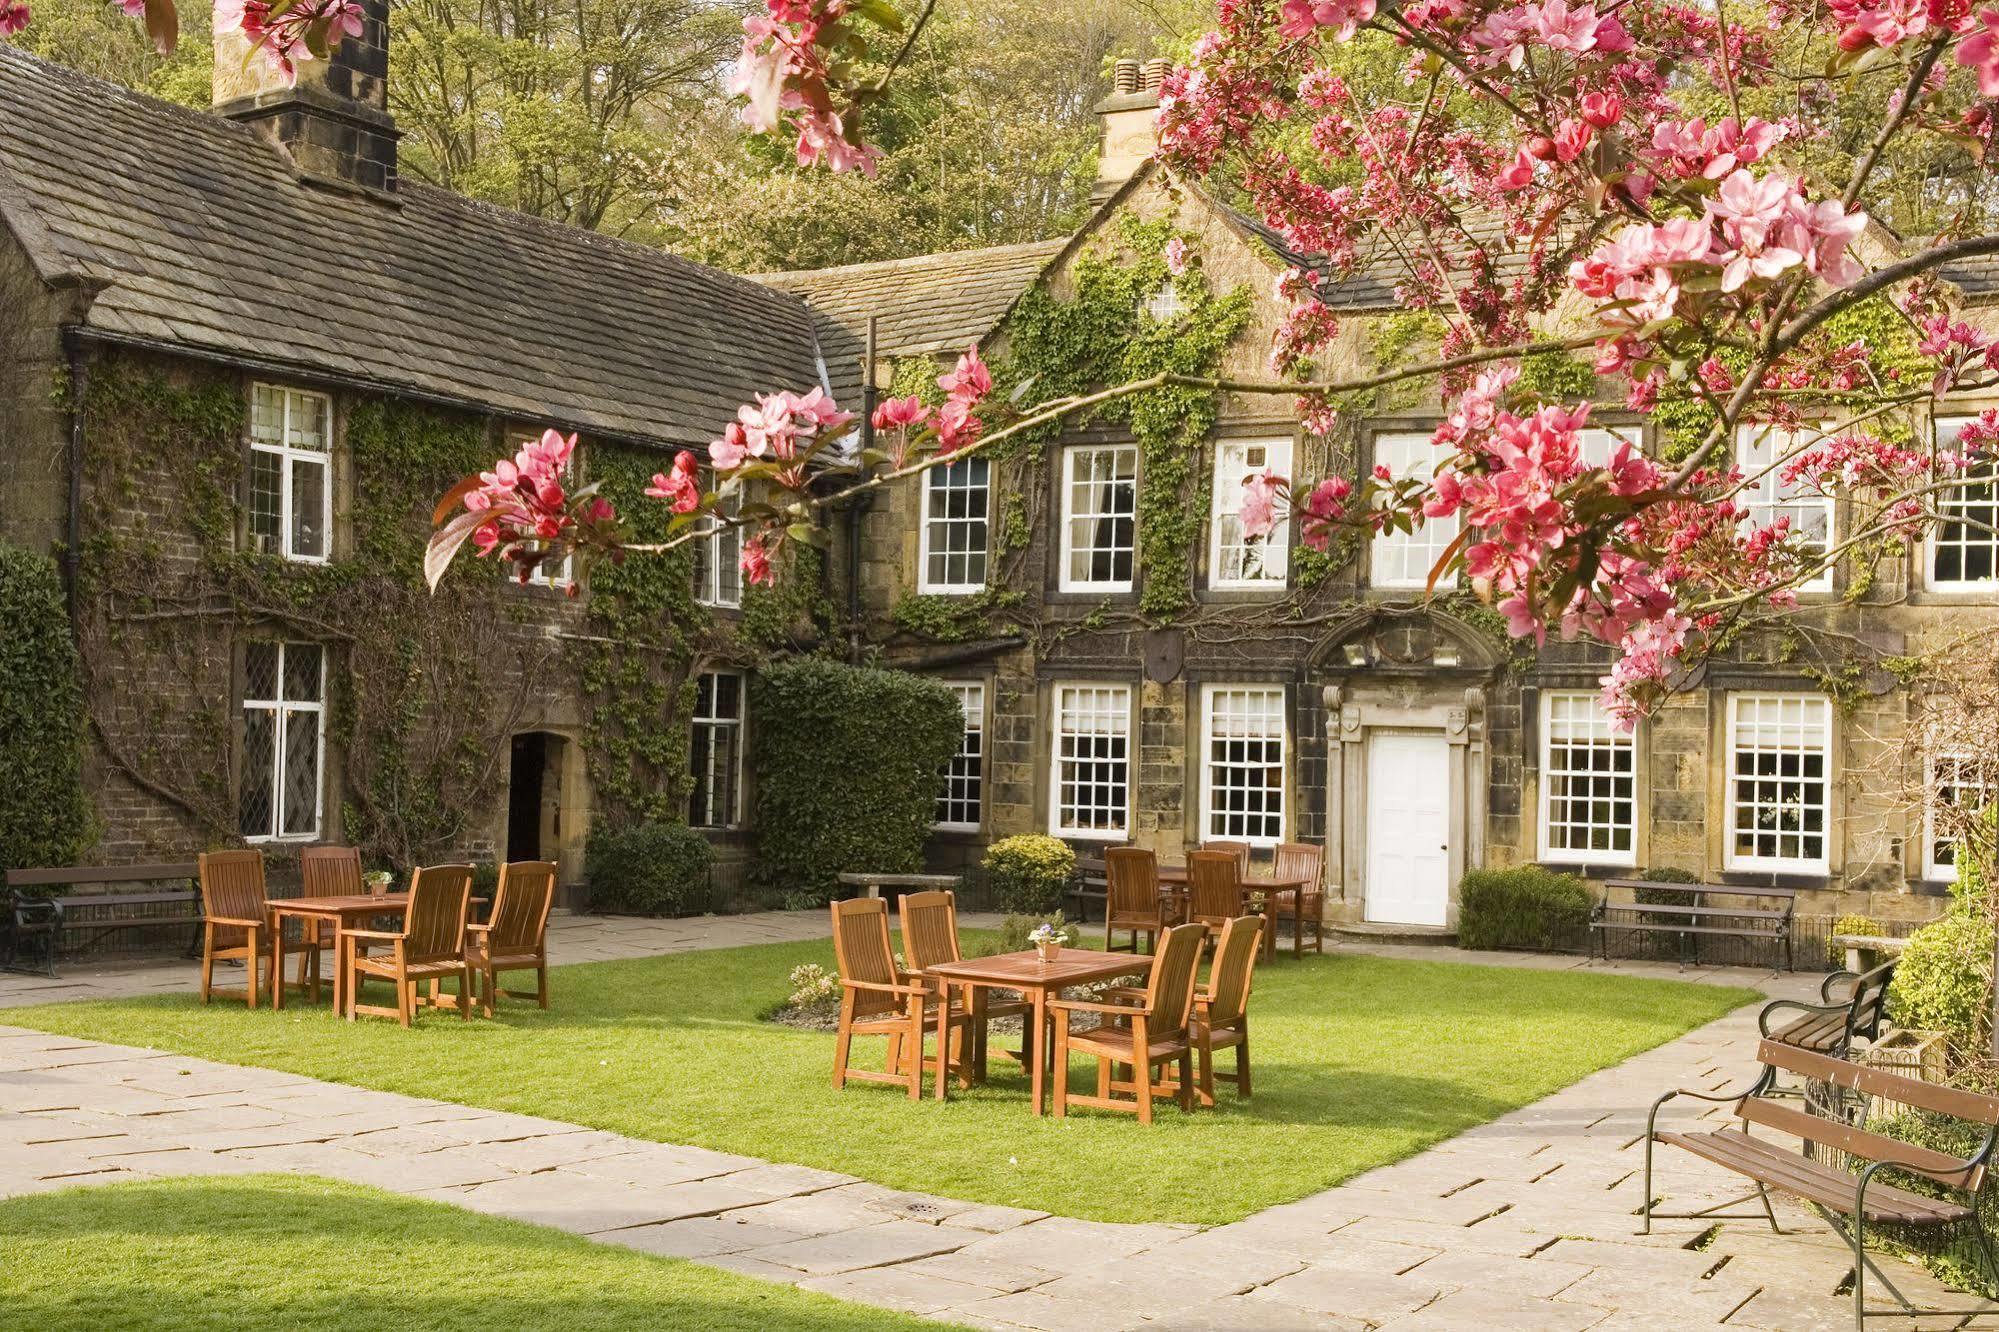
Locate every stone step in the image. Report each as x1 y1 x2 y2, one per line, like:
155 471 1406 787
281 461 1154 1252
1331 922 1460 946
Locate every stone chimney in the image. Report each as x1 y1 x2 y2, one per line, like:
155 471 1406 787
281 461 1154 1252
213 0 399 195
1092 56 1168 205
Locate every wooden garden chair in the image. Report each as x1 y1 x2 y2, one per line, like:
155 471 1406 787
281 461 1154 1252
830 897 971 1101
345 864 473 1026
198 849 271 1009
898 888 1024 1083
293 845 363 1000
1186 849 1252 946
1274 841 1326 955
1202 840 1252 877
466 860 556 1018
1104 845 1168 954
1190 914 1262 1105
1049 921 1205 1123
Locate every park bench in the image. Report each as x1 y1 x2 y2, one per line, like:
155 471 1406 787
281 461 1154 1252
1644 1038 1999 1329
1590 877 1797 970
2 863 202 978
1759 959 1897 1062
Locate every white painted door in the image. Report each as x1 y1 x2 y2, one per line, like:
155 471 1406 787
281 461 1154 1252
1365 731 1451 927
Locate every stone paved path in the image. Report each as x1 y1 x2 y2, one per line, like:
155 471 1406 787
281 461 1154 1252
2 922 1995 1329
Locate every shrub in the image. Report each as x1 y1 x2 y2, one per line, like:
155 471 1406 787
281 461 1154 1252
979 912 1076 956
1457 866 1593 952
784 962 840 1018
0 544 94 878
1889 911 1994 1055
584 821 713 916
1874 1105 1999 1296
982 835 1076 915
749 660 964 909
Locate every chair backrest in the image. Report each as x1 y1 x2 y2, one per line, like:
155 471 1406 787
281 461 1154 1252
1141 922 1207 1041
897 889 962 973
402 864 473 964
1105 846 1158 916
1186 850 1241 921
198 849 267 922
1847 959 1897 1041
1203 840 1252 877
299 846 363 899
1274 841 1323 890
488 861 557 954
1204 915 1263 1027
830 897 901 1019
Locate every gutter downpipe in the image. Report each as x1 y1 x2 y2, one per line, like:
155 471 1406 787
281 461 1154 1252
61 325 88 637
848 315 878 664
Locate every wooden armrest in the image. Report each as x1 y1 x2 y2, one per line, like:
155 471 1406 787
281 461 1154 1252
839 977 928 998
342 929 405 942
205 916 266 929
465 922 492 935
1048 997 1145 1016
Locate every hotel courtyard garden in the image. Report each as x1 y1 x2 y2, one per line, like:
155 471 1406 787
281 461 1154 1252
6 0 1999 1325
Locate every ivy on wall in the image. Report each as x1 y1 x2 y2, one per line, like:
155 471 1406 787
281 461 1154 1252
0 543 96 871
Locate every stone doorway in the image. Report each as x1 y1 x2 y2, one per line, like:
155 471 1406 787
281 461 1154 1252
505 731 589 886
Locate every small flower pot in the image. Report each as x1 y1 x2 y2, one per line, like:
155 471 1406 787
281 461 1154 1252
1035 939 1060 962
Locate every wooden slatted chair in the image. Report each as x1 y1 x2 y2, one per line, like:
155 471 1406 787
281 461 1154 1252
465 860 556 1018
1049 921 1205 1124
898 889 1024 1084
1186 849 1247 945
830 897 971 1101
198 850 271 1008
1191 914 1263 1105
1274 841 1326 955
345 864 473 1026
294 845 363 1001
1202 840 1251 876
1104 846 1168 954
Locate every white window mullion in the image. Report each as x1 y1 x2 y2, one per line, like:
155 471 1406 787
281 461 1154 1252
1726 694 1832 871
1370 431 1458 590
241 641 323 842
920 461 990 594
1210 439 1292 589
1538 691 1635 864
1735 425 1834 593
1059 446 1137 592
249 384 331 563
1050 683 1131 838
1929 415 1999 591
1201 684 1286 845
934 681 985 830
1926 750 1997 881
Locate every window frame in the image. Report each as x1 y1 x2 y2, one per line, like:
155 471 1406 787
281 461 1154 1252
1927 414 1999 593
1048 681 1133 840
1924 749 1996 882
239 640 326 844
917 459 991 595
247 383 333 565
688 669 746 830
1537 690 1638 866
1057 444 1139 594
513 432 575 590
1369 429 1459 591
1734 424 1836 594
1724 692 1834 873
694 488 744 610
1208 438 1293 591
933 680 986 832
1199 683 1288 847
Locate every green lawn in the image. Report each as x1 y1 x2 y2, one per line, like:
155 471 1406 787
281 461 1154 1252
0 1174 935 1331
2 940 1757 1225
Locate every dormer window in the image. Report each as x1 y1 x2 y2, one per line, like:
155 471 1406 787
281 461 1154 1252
247 384 331 562
1144 283 1186 322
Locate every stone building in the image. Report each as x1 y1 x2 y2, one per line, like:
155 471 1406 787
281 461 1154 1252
778 59 1999 940
3 25 1995 940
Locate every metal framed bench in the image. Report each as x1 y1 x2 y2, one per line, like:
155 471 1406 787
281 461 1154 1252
1590 877 1797 970
3 863 202 978
1066 854 1109 924
1760 959 1897 1062
1645 1038 1999 1329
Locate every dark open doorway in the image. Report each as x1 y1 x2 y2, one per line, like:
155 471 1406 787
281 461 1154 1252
507 732 547 862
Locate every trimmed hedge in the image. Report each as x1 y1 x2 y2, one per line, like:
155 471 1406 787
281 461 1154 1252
585 821 713 915
1457 866 1593 952
749 659 964 909
0 544 94 876
982 835 1076 915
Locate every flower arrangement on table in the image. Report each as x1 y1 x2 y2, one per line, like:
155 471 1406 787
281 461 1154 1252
364 870 393 894
1027 921 1072 962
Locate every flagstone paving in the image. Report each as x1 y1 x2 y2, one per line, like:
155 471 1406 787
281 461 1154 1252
2 919 1995 1328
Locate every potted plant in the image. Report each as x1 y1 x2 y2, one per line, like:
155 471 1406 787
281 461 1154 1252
1028 920 1070 962
364 869 393 895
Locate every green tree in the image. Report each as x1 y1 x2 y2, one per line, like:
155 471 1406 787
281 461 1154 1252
4 0 212 107
0 544 95 872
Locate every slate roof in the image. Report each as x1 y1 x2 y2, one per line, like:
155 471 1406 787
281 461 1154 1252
1942 253 1999 303
0 46 826 451
754 239 1068 400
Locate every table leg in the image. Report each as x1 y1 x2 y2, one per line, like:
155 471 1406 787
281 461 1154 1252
1030 988 1047 1117
271 914 286 1012
336 929 350 1018
1291 891 1303 959
972 985 988 1083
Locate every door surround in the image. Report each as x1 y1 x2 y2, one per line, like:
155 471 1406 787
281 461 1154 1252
1323 682 1486 929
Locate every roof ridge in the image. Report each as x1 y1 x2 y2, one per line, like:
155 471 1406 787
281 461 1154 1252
752 236 1068 282
0 45 263 145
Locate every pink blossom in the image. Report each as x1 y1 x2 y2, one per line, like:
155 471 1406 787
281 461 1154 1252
935 399 982 456
1276 0 1377 41
1578 91 1622 129
1238 469 1283 540
1706 169 1805 293
739 530 775 586
1165 237 1191 276
871 395 931 432
1605 441 1662 496
937 345 993 402
644 450 702 515
0 0 28 34
1495 148 1536 191
1553 118 1592 162
1299 477 1350 551
1960 8 1999 97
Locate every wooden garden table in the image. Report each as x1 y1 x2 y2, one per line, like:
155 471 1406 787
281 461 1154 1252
268 893 408 1014
1154 866 1315 959
922 949 1148 1116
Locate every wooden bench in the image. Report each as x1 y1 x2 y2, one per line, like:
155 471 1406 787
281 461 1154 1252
1644 1038 1999 1329
3 863 202 978
1759 959 1897 1063
1066 853 1109 924
1590 878 1797 970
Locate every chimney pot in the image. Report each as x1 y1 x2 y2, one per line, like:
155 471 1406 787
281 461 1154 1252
1141 58 1170 91
1113 58 1140 94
